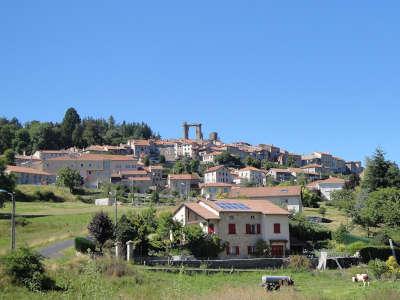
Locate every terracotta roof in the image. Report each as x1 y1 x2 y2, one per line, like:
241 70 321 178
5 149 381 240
229 186 301 198
168 173 200 180
181 202 220 220
307 177 346 188
239 166 264 172
6 165 54 176
204 165 226 173
201 199 289 215
199 182 232 188
47 153 136 162
131 139 150 146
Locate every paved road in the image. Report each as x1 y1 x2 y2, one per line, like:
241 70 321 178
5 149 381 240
39 238 75 258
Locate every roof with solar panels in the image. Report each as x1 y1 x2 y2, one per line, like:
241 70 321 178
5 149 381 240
174 199 289 220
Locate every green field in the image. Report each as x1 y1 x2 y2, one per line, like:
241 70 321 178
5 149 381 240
1 257 399 300
0 201 172 255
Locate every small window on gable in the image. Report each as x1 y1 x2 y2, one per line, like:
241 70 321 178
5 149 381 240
229 215 234 220
250 215 255 220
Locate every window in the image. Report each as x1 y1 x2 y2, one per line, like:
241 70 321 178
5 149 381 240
246 224 261 234
229 215 234 220
227 245 239 256
250 215 255 220
228 223 236 234
208 224 214 234
274 223 281 234
247 246 256 255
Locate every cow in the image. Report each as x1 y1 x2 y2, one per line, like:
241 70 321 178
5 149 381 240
352 274 370 287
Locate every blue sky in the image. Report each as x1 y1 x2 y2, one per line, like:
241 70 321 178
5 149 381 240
1 1 400 163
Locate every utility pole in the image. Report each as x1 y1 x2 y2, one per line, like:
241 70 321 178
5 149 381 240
0 190 16 251
11 192 15 250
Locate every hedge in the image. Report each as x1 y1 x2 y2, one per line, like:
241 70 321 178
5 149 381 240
74 237 96 253
359 246 400 263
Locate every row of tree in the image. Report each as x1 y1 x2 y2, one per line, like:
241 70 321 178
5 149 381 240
0 107 157 155
88 209 225 258
330 148 400 237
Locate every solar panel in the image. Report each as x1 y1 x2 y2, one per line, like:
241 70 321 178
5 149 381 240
215 202 250 210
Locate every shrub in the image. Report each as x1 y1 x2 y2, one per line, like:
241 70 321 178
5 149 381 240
75 237 96 254
254 239 271 257
3 247 55 291
288 255 311 271
359 246 400 263
333 224 348 243
289 214 331 242
318 206 326 216
346 241 367 254
368 259 389 279
386 256 400 276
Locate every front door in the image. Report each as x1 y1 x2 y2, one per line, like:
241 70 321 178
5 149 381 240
271 245 284 257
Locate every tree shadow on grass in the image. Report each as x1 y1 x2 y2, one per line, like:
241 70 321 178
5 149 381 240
0 213 50 220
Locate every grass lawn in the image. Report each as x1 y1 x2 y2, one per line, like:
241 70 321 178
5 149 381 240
1 258 399 300
302 205 372 244
0 201 173 255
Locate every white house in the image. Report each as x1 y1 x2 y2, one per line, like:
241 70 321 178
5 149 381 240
228 186 303 213
200 182 232 199
167 173 200 197
173 199 290 258
237 166 266 186
306 177 346 200
204 165 232 184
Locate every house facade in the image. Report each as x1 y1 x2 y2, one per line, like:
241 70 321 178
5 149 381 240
204 165 232 184
6 165 56 185
200 182 232 199
237 167 266 186
173 199 290 258
307 177 346 200
43 153 139 188
167 173 200 197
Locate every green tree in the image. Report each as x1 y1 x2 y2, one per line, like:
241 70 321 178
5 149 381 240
115 214 137 253
244 156 261 168
2 149 16 165
88 211 114 252
301 188 321 208
13 128 31 154
56 167 83 193
0 159 16 207
61 107 81 147
150 190 159 203
361 148 400 191
214 151 243 168
333 224 348 243
330 189 356 216
143 156 150 167
159 155 166 164
72 124 86 148
183 225 226 258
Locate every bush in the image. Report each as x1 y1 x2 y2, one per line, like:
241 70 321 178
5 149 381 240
75 237 96 254
318 206 326 216
3 247 55 291
346 241 367 254
359 246 400 263
368 259 389 279
333 224 348 243
288 255 311 271
289 214 331 242
386 256 400 277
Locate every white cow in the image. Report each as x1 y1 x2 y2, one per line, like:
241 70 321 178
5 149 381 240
352 274 370 287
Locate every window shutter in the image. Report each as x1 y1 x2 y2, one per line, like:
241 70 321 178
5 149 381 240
257 224 261 234
274 223 281 234
247 246 252 254
246 224 250 234
226 245 230 255
236 246 240 255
